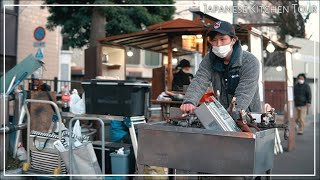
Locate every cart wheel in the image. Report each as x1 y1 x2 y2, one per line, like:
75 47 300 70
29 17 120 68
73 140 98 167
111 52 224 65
53 167 61 174
22 162 30 172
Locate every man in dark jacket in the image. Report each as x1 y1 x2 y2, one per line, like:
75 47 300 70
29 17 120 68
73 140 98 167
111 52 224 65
294 73 311 135
172 59 193 91
181 20 261 114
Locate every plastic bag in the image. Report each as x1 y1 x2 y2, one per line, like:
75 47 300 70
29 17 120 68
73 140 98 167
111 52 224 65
53 140 67 152
70 99 85 115
73 120 82 138
110 120 128 142
54 122 68 133
70 93 81 105
16 143 27 161
116 147 124 155
70 91 85 115
60 142 102 177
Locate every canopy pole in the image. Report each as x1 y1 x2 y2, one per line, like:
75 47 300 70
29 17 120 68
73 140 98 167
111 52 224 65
202 33 207 57
167 35 173 90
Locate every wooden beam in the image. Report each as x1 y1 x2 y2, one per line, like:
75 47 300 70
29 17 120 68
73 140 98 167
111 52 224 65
145 28 204 34
202 33 208 57
99 28 205 44
167 35 173 90
112 36 145 43
150 45 168 51
97 31 147 42
143 42 168 49
121 34 167 45
130 37 167 47
159 48 194 55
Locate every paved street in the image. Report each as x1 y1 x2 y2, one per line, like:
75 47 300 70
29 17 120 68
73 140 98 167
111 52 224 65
272 114 320 179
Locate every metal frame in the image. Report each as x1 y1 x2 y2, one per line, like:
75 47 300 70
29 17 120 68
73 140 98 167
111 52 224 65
62 113 147 161
106 115 146 160
68 117 105 176
126 117 146 159
23 99 63 173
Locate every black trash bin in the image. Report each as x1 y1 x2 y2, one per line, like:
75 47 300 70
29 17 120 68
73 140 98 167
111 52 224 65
82 80 151 116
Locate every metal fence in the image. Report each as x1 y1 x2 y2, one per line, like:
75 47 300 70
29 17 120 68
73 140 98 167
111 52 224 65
22 77 83 93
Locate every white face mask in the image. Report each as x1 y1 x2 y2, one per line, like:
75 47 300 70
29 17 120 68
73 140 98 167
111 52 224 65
298 80 304 84
182 69 191 74
212 44 232 58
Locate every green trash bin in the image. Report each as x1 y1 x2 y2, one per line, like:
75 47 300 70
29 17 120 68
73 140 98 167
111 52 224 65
110 150 130 175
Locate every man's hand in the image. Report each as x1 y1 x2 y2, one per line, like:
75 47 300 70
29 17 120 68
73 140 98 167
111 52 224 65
180 103 196 113
307 103 311 107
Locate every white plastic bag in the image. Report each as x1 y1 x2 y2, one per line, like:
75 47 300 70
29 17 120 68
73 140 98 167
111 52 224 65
54 140 67 152
70 91 85 115
16 143 27 161
73 120 82 138
116 147 124 155
54 122 68 133
70 93 81 105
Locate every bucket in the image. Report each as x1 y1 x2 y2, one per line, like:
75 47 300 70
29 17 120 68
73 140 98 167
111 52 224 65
110 150 130 176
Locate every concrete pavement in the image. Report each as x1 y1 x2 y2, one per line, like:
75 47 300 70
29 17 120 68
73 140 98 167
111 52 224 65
272 114 319 179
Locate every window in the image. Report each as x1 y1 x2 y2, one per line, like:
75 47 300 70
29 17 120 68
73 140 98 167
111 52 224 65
145 50 160 67
61 35 70 51
126 47 140 65
60 63 70 81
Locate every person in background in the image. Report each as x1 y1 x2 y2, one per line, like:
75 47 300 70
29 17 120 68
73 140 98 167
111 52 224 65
172 59 193 91
294 73 311 135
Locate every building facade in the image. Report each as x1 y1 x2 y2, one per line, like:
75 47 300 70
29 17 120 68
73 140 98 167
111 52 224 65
17 1 61 80
1 0 62 82
1 0 19 76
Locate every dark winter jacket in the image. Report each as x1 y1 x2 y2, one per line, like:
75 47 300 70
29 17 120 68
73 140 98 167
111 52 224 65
172 70 193 91
294 82 311 107
183 41 261 112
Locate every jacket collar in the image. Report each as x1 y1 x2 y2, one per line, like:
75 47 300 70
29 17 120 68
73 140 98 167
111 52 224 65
209 40 243 72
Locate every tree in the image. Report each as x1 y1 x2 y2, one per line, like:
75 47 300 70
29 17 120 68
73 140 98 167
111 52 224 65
235 0 308 41
267 0 307 41
44 0 175 48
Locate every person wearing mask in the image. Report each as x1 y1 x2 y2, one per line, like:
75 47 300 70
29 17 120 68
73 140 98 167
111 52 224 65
180 20 261 115
172 59 193 91
294 73 311 135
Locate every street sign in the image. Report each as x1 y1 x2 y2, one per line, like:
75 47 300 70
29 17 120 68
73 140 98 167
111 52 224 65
34 26 46 41
33 42 46 47
35 48 44 60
